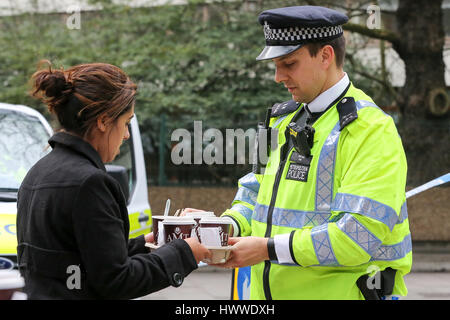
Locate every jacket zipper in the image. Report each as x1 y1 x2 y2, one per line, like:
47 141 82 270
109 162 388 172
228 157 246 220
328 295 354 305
263 135 291 299
262 159 286 300
262 106 303 300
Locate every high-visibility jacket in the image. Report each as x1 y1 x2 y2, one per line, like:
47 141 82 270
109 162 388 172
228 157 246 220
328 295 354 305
222 83 412 300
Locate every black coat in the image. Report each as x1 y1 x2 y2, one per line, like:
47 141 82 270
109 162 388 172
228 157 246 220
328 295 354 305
16 132 197 299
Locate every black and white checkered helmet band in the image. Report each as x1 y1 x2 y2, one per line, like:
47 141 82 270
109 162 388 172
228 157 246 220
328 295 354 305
263 21 343 44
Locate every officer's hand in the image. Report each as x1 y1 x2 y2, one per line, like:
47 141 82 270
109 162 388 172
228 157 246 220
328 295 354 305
185 237 212 264
145 232 154 243
213 237 269 269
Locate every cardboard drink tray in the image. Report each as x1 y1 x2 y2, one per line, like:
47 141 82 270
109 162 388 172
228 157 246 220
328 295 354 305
145 242 232 264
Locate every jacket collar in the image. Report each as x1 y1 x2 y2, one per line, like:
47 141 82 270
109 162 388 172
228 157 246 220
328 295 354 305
48 131 106 171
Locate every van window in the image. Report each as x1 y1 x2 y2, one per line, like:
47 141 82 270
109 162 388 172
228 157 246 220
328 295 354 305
0 110 51 191
106 125 136 199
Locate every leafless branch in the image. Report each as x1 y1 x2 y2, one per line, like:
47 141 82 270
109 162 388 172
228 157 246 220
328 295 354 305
346 52 401 104
343 22 400 45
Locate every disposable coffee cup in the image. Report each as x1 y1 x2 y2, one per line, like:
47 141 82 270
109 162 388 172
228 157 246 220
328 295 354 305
163 218 196 243
185 211 216 240
0 270 26 300
151 215 180 245
199 217 232 247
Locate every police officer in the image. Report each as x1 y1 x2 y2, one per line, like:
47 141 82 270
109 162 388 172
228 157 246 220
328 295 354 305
217 6 412 300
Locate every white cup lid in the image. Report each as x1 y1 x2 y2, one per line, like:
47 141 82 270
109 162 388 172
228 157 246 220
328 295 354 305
162 217 196 225
152 215 180 220
0 270 25 290
0 270 20 279
185 211 215 217
199 216 233 224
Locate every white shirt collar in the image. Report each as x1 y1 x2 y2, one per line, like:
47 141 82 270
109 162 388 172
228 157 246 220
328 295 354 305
306 73 350 113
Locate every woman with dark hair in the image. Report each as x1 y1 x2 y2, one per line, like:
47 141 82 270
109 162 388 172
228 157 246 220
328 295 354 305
16 61 210 299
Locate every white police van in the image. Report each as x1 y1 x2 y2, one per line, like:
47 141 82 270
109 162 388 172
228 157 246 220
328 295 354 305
0 102 152 270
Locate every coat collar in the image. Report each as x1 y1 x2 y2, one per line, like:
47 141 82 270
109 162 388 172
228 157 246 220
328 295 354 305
48 131 106 171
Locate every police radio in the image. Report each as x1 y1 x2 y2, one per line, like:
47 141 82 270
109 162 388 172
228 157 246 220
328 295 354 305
252 108 272 174
287 122 315 157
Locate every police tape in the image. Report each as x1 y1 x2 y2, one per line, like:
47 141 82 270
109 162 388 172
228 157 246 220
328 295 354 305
406 173 450 199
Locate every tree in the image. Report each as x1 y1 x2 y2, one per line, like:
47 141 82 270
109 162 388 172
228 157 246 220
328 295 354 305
393 0 448 186
310 0 449 186
0 0 447 186
0 0 293 185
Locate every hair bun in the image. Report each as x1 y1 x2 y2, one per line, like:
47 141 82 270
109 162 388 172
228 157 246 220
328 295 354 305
31 61 75 114
31 61 136 137
34 69 68 98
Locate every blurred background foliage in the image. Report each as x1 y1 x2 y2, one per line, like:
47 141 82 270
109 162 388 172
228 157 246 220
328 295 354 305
0 0 288 184
0 0 446 186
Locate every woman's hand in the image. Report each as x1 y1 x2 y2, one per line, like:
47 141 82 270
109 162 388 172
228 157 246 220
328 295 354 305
146 231 211 263
185 237 212 264
144 232 154 243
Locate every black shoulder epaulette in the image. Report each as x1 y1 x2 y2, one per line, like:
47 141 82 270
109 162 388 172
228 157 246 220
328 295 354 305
271 100 300 118
336 97 358 130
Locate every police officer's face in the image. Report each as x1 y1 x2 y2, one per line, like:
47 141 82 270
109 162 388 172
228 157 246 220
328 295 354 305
272 46 327 103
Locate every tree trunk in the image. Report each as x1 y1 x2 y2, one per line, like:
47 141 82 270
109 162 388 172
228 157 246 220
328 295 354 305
393 0 449 186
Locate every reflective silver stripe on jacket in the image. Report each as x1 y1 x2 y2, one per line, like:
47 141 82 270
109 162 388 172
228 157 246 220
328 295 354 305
253 203 330 228
238 172 260 193
310 100 410 264
230 203 254 223
331 193 399 231
398 202 409 224
370 233 412 261
256 100 411 266
232 172 260 224
315 121 341 212
310 223 339 266
233 188 257 206
336 213 383 256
